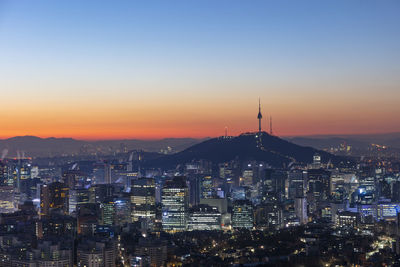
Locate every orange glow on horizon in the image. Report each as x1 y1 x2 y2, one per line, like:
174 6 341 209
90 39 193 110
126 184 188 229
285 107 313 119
1 88 399 140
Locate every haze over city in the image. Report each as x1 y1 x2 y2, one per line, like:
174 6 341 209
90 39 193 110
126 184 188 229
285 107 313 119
0 0 399 139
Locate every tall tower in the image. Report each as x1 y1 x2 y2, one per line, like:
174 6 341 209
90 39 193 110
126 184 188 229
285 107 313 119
257 98 263 134
270 116 273 135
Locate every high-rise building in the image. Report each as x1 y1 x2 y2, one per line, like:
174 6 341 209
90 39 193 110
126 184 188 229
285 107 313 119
69 188 90 214
0 186 19 213
89 184 115 203
131 178 156 223
114 197 131 226
40 182 69 217
101 198 115 226
232 199 254 229
336 211 359 228
295 197 308 224
162 176 189 232
187 175 201 206
188 204 221 231
105 164 112 184
254 201 283 230
288 170 306 199
62 170 85 189
307 169 331 201
0 161 9 186
241 169 253 186
77 203 101 235
262 169 287 201
311 153 322 169
201 175 213 199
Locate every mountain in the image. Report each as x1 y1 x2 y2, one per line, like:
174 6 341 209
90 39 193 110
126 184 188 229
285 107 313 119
145 132 349 168
0 136 206 158
286 132 400 150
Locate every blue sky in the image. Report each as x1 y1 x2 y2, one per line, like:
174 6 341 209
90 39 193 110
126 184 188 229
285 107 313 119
0 0 399 138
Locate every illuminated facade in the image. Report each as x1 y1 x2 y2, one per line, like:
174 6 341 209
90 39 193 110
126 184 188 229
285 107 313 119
101 199 115 226
188 204 221 231
162 177 189 232
40 182 69 217
232 200 254 229
131 178 156 223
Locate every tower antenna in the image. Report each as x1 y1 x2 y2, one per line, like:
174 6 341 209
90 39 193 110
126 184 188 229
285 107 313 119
270 116 273 135
257 98 262 134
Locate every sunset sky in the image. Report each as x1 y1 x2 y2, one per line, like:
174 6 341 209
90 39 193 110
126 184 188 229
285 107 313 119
0 0 399 140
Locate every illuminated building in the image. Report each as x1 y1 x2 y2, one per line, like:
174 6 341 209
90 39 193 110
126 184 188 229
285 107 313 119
9 239 73 267
92 161 123 185
62 170 86 189
131 178 156 223
187 175 201 206
0 186 19 213
200 197 228 214
89 184 115 203
0 161 9 186
241 169 253 186
134 238 167 267
311 153 322 169
232 187 247 201
201 175 213 199
307 169 331 201
288 170 305 199
161 176 189 232
40 182 69 217
359 176 375 193
262 169 287 201
295 197 308 224
105 163 112 184
188 204 221 231
77 203 101 235
336 211 359 228
69 188 90 214
114 197 131 226
77 240 115 267
375 203 399 221
232 199 254 229
36 214 76 239
8 159 32 191
254 202 282 230
101 198 115 225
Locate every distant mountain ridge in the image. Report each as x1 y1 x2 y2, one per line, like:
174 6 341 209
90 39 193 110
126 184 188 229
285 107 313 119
0 136 207 158
145 132 348 168
285 132 400 150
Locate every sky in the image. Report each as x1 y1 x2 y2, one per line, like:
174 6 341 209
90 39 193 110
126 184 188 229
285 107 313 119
0 0 399 140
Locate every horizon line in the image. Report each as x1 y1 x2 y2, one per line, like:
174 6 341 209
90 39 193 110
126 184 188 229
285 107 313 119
1 130 399 141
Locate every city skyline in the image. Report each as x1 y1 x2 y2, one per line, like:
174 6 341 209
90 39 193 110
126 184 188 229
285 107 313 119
1 0 399 139
0 2 399 266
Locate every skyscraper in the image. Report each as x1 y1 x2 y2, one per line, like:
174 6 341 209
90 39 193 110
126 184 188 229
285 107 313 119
40 182 69 217
188 204 221 231
232 199 254 229
101 198 115 225
131 178 156 223
161 176 189 232
201 175 213 199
